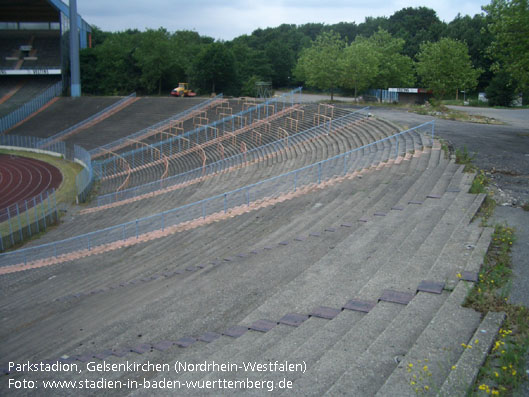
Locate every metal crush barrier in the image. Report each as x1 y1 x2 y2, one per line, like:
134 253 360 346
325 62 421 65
0 81 63 135
0 120 435 266
95 106 370 207
89 93 225 158
91 88 304 179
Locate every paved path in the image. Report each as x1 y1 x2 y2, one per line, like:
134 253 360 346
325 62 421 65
446 105 529 129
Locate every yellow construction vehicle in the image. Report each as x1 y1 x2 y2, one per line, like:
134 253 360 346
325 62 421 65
171 83 197 97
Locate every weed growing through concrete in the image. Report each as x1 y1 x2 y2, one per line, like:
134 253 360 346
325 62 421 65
406 359 434 395
470 171 489 194
464 226 529 395
440 141 450 160
522 202 529 212
455 147 477 172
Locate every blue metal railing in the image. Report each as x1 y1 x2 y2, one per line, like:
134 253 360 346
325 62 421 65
0 81 63 134
95 106 370 207
38 92 136 148
89 93 224 158
74 145 94 203
92 88 303 178
0 120 435 266
0 190 58 252
0 134 66 157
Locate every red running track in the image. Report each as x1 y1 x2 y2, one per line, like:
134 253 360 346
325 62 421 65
0 154 63 213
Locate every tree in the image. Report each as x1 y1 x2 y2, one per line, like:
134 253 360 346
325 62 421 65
134 28 174 95
366 29 415 89
341 39 379 97
229 39 273 84
294 31 345 100
484 0 529 91
416 38 482 98
190 42 238 95
356 16 388 38
486 71 518 106
170 30 212 84
88 30 141 95
446 13 494 90
387 7 446 58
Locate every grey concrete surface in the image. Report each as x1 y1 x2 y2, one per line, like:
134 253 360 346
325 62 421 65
298 93 529 395
491 206 529 308
493 206 529 397
446 105 529 129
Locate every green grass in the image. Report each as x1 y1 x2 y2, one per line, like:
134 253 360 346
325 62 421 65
464 226 529 396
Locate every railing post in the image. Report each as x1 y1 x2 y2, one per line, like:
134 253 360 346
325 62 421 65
122 225 126 240
54 243 57 257
7 208 15 246
41 193 46 229
135 220 139 238
431 120 435 145
246 188 250 206
343 155 347 175
395 135 399 158
224 194 227 213
88 235 91 250
25 200 31 237
161 213 164 231
53 189 58 222
294 171 297 191
15 203 23 241
202 202 206 219
318 163 322 184
34 197 39 232
46 191 51 223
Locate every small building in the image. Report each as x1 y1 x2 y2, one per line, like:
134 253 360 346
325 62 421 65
388 88 433 105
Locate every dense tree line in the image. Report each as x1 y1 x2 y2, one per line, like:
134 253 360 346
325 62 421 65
80 2 528 105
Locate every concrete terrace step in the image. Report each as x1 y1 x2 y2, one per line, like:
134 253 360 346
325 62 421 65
374 214 493 395
0 142 434 312
3 121 473 397
0 150 419 312
354 192 483 302
375 282 481 396
323 291 447 396
437 311 505 397
0 151 437 361
68 97 208 150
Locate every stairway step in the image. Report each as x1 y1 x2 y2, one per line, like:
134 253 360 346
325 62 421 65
285 301 404 396
437 311 505 397
323 291 447 396
375 280 482 396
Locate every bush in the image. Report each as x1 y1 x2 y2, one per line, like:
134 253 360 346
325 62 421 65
241 75 261 97
486 72 518 107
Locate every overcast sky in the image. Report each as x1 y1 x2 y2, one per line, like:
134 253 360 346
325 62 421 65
76 0 489 40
